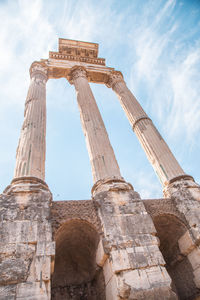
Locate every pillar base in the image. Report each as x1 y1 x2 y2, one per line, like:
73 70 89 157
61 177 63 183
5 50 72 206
92 177 134 197
168 174 194 185
163 174 200 200
4 176 49 195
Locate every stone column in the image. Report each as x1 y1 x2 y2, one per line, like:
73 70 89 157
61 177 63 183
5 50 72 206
69 66 131 194
107 71 192 187
14 62 48 182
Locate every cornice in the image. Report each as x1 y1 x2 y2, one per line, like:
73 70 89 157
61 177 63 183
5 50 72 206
49 51 105 66
46 58 115 84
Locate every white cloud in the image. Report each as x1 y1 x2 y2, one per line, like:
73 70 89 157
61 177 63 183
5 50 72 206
127 170 162 199
128 0 200 147
167 48 200 142
0 0 55 109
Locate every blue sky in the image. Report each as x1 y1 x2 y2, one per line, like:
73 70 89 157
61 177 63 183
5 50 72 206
0 0 200 200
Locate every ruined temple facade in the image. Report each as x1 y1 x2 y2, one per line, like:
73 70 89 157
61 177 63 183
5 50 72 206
0 38 200 300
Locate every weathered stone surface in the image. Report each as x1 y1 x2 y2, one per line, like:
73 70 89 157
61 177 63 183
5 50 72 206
0 189 51 222
0 244 35 285
36 241 55 257
0 186 53 300
116 267 177 299
105 273 118 300
96 240 108 267
178 230 195 255
0 284 16 300
188 247 200 271
16 282 49 300
94 188 176 299
194 267 200 288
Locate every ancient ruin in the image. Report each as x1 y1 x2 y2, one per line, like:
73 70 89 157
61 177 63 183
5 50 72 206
0 38 200 299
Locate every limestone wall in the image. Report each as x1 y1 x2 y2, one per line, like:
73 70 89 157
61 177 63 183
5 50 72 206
0 181 55 300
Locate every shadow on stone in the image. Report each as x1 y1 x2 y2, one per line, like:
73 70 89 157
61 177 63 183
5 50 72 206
51 219 105 300
154 214 199 300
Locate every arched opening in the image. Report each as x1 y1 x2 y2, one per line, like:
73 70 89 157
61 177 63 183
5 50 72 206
154 214 199 300
51 219 105 299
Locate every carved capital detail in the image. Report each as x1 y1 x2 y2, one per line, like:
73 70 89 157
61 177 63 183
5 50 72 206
68 66 88 84
106 71 124 88
30 61 48 81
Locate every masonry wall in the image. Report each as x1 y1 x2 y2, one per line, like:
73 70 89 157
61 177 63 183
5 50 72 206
0 181 55 300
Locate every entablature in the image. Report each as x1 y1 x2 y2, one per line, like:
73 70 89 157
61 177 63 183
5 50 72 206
49 52 105 66
47 58 115 84
31 39 123 84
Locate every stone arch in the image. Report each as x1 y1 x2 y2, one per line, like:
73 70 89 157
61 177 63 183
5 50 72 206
153 213 199 299
51 218 105 300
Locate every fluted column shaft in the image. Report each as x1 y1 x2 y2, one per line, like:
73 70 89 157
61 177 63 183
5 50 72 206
107 72 186 186
14 62 48 181
70 67 123 184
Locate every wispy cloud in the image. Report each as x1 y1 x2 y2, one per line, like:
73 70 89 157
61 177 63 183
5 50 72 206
128 0 200 148
0 0 55 108
167 48 200 142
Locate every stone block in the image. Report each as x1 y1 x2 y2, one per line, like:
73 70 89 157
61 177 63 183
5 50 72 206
0 284 16 300
118 201 146 215
35 256 51 282
188 247 200 270
105 273 118 300
122 269 150 290
37 223 52 242
16 243 35 258
35 256 43 281
193 266 200 288
42 256 51 282
36 241 55 257
129 285 177 299
0 243 35 285
96 239 108 267
103 259 113 285
111 249 131 273
116 268 175 299
145 266 172 287
146 245 166 266
0 243 16 255
16 282 48 300
185 208 200 228
0 258 29 285
117 245 165 270
100 216 120 237
178 230 195 255
133 234 160 247
0 221 38 244
125 214 156 235
189 226 200 244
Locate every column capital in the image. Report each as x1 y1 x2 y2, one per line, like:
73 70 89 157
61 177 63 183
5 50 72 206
106 71 124 88
30 61 48 82
68 66 88 84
